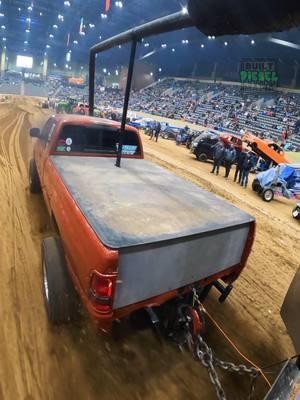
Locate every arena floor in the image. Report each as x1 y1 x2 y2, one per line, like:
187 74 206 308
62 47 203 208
0 96 299 400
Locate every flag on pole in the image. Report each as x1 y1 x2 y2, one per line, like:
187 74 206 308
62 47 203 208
105 0 111 12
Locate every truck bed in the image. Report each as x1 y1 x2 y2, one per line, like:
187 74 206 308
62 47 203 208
51 156 254 309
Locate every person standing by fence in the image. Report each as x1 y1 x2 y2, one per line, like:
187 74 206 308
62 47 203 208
211 141 225 175
240 153 252 188
224 145 237 179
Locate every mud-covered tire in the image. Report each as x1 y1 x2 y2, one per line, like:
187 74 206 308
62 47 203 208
42 237 79 325
262 188 274 202
163 133 169 140
292 206 300 220
29 159 41 194
197 153 208 162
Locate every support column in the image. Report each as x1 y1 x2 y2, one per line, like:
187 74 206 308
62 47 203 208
1 46 6 78
291 61 299 89
42 53 48 80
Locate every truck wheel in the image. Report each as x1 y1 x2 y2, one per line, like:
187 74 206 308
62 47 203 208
42 237 79 325
292 206 300 220
262 188 274 202
197 153 208 162
163 133 169 139
29 159 41 194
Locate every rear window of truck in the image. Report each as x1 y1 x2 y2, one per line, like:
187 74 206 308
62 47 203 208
55 124 141 156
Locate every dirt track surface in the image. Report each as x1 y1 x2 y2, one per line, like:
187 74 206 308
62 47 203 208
0 97 299 400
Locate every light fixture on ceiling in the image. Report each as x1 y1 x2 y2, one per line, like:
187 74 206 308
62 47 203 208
181 6 188 14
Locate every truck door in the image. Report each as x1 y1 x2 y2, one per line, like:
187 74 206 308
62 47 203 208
36 118 57 209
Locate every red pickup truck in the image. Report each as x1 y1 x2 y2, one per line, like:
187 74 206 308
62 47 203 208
29 114 255 332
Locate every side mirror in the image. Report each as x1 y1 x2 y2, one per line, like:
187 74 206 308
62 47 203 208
30 128 40 138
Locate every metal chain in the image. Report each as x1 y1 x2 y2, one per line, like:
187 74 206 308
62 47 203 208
189 290 259 400
194 334 259 400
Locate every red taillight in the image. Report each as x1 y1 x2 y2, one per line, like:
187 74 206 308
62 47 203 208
89 272 115 314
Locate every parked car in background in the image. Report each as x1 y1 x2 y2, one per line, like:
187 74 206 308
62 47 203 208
243 132 289 166
192 132 220 162
292 203 300 220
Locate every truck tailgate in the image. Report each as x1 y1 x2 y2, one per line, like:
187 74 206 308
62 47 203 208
51 156 254 309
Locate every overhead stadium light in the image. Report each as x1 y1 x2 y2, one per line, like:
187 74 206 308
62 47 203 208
181 6 188 14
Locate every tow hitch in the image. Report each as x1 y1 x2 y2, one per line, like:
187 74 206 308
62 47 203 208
156 287 262 400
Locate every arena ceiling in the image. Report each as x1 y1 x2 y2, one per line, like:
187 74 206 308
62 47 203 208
0 0 300 73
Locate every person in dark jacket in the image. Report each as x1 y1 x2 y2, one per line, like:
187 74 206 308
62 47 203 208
240 153 252 188
155 122 161 142
234 150 247 183
224 145 237 178
211 141 225 175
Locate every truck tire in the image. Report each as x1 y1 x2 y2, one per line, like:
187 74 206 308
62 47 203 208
29 159 41 194
262 188 274 202
197 153 208 162
163 133 169 140
42 237 79 325
292 206 300 220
